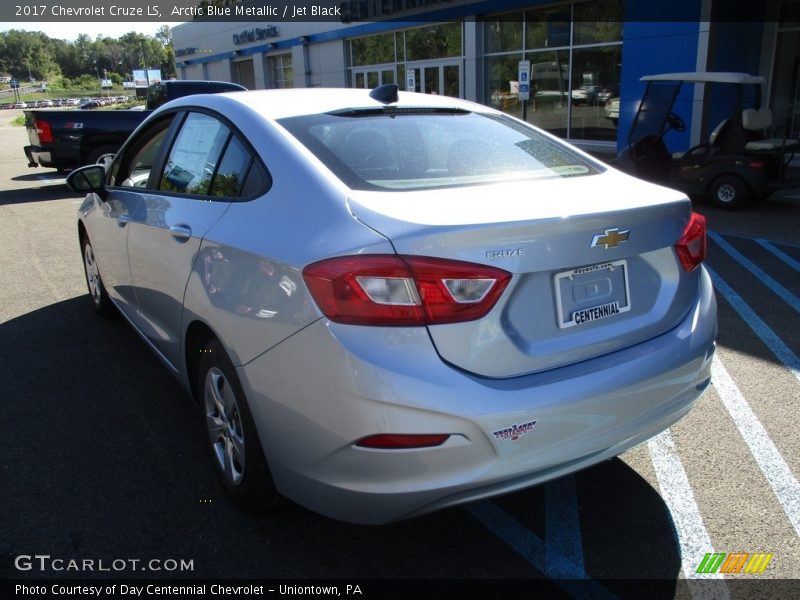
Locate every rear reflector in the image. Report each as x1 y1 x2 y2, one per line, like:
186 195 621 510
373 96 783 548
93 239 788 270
355 434 450 449
675 212 707 272
302 255 511 326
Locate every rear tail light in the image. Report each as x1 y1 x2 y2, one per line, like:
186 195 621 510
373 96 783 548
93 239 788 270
356 434 450 449
34 119 53 144
302 255 511 326
675 212 707 272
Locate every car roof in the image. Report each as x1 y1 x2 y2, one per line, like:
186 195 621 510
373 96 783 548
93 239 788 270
176 87 490 121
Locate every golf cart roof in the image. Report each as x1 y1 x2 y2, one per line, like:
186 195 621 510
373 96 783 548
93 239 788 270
640 72 764 85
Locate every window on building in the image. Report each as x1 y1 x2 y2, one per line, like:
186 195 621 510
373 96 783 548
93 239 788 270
348 24 463 95
271 53 293 89
485 0 623 143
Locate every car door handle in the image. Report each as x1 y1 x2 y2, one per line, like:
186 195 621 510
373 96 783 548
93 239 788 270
116 214 131 227
169 224 192 242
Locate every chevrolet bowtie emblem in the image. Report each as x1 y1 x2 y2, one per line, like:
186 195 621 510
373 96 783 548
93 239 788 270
591 228 630 249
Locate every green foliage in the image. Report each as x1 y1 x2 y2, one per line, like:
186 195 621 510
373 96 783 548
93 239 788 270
0 28 175 84
74 74 101 90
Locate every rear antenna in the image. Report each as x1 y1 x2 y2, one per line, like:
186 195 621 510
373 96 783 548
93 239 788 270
369 83 399 104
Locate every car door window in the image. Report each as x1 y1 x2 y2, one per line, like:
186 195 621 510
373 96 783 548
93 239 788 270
159 112 230 196
113 117 173 189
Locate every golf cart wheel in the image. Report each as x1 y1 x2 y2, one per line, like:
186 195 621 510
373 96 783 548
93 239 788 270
709 175 751 210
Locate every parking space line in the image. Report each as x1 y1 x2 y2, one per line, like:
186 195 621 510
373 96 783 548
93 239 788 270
466 501 618 599
756 239 800 272
707 266 800 383
710 356 800 537
647 430 728 596
545 475 585 578
709 232 799 315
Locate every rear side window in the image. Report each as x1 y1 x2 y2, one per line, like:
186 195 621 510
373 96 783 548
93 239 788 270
209 136 251 197
278 110 601 191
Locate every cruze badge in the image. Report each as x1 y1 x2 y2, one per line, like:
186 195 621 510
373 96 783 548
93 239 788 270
591 228 630 249
493 420 537 441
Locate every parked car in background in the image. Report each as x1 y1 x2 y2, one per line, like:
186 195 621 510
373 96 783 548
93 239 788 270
67 85 716 525
572 85 602 105
605 97 620 125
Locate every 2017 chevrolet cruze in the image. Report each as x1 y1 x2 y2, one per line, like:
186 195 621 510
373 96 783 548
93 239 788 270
67 85 717 524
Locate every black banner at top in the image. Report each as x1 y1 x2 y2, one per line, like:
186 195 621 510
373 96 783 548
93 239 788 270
0 0 786 24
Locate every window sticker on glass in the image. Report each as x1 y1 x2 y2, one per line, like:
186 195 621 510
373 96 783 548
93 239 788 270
161 113 230 195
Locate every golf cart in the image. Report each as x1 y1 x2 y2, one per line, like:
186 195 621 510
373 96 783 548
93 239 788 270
618 72 798 209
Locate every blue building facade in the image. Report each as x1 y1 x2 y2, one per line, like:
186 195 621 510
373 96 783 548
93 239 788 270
172 0 798 156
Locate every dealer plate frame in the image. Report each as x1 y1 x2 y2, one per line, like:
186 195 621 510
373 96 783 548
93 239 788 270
554 259 631 329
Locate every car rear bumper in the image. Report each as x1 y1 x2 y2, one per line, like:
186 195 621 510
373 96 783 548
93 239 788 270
237 266 717 524
24 144 53 168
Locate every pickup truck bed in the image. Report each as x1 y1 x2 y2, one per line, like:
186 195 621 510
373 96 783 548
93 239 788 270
23 81 247 172
24 109 150 171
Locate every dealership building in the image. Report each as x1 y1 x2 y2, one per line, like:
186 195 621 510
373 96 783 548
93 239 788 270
171 0 799 156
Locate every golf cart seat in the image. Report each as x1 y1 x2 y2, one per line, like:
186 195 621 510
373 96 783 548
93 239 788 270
671 118 732 159
741 108 800 152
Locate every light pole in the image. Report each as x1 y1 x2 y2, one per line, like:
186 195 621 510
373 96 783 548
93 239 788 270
141 40 151 89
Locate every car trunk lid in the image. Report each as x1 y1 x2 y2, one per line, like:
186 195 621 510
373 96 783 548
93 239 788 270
347 169 698 378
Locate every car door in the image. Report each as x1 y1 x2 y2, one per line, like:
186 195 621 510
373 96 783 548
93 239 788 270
91 116 175 321
126 110 248 371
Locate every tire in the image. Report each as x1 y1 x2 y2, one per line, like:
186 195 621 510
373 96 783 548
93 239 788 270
81 235 116 318
709 175 751 210
85 145 117 167
198 339 281 512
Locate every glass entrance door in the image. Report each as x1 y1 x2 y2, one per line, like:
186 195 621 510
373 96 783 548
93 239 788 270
406 61 462 98
353 67 396 89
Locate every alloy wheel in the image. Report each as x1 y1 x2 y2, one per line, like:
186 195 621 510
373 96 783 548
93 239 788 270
204 367 246 486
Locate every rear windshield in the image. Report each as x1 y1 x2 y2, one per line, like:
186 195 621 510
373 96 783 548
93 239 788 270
278 109 601 191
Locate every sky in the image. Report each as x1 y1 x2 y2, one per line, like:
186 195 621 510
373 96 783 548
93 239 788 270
0 22 183 42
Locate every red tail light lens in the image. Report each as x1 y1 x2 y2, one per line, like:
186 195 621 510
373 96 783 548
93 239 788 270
34 119 53 144
675 212 707 272
302 255 511 326
356 434 450 449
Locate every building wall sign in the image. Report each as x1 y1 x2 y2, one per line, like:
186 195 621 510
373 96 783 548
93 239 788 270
233 26 280 46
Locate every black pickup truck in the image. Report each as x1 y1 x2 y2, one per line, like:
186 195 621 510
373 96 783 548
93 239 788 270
23 80 246 172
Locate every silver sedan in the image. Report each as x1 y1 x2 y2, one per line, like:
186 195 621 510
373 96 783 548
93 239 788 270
67 85 717 524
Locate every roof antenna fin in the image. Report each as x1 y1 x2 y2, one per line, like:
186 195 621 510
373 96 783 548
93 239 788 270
369 83 399 104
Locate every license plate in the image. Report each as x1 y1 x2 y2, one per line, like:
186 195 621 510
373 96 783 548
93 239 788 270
554 260 631 329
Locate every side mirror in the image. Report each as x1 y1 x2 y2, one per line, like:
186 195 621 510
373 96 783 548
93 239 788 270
66 164 107 199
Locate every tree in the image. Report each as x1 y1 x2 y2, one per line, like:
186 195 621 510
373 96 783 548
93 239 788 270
1 30 61 80
0 28 174 85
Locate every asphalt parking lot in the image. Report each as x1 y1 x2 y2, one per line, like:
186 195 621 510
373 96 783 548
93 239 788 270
0 110 798 599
